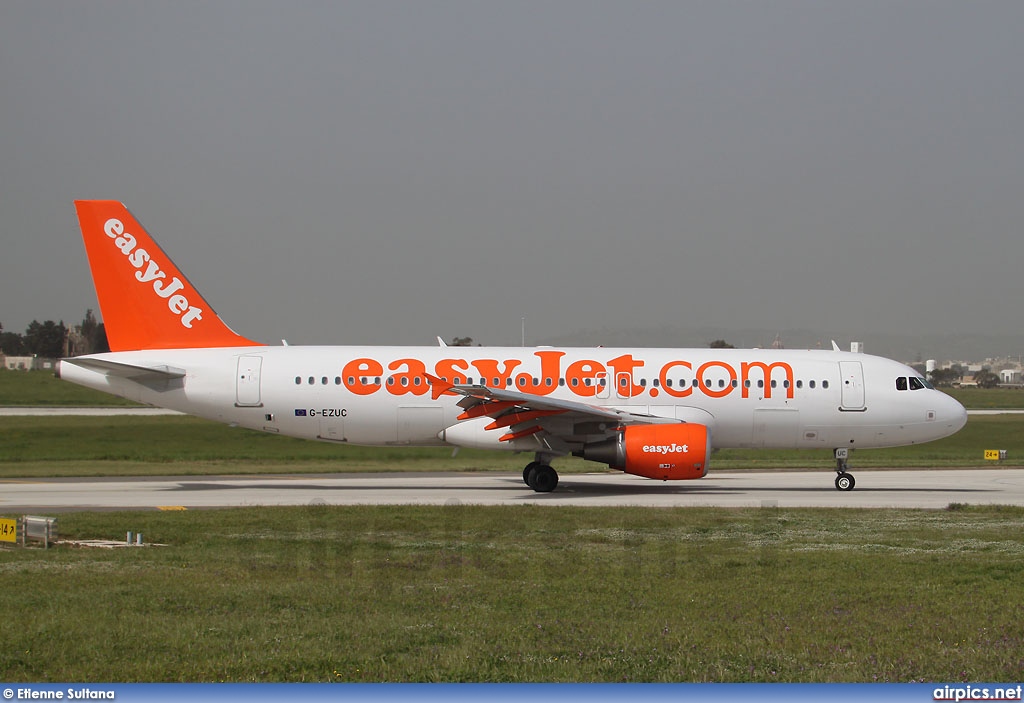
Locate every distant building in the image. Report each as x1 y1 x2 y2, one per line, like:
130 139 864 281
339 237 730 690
2 356 57 371
1001 369 1022 385
3 355 33 371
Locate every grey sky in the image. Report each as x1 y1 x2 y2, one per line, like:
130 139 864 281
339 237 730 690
2 1 1022 348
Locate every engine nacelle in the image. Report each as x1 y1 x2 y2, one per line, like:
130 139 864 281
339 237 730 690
575 423 710 480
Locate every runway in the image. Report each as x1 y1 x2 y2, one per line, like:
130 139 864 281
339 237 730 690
2 469 1023 511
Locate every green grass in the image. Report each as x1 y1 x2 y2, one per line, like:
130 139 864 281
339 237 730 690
0 369 138 406
0 416 563 478
3 371 1023 683
944 386 1024 409
1 505 1023 682
1 414 1020 479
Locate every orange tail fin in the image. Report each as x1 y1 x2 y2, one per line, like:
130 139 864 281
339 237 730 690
74 200 260 351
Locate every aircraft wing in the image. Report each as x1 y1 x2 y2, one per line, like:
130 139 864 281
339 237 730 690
425 374 678 448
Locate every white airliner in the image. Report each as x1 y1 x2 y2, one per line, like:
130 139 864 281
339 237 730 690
59 201 968 492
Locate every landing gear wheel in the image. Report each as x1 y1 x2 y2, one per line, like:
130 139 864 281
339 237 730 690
833 448 855 491
530 465 559 493
835 473 855 491
523 461 543 486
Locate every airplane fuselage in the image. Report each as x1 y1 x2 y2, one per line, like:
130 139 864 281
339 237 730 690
59 345 967 453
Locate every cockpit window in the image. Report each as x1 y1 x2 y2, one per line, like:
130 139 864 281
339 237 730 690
897 376 935 391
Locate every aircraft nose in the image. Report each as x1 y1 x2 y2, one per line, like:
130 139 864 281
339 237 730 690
941 393 968 434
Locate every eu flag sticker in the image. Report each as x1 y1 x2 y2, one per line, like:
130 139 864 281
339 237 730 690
294 409 308 417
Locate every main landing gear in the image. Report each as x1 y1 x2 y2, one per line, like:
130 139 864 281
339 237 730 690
523 455 559 493
834 448 855 491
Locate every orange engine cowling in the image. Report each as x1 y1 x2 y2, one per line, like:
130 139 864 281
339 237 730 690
575 424 711 480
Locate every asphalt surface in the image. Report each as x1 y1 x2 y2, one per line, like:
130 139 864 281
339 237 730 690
2 469 1023 511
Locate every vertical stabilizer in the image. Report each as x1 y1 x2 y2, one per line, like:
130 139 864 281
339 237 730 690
74 200 260 351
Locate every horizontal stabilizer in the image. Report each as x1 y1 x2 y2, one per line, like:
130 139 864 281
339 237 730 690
63 357 186 381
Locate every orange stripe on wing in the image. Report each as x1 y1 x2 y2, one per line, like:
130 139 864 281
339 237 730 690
457 401 519 421
499 426 544 442
484 409 565 430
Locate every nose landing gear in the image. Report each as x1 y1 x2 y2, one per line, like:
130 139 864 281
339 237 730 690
834 448 855 491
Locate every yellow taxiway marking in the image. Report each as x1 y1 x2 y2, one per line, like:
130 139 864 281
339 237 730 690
157 506 188 511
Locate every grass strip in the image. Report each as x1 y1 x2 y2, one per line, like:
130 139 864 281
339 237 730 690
0 369 139 406
1 504 1022 682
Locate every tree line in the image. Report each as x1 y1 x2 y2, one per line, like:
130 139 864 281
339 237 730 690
0 310 109 359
